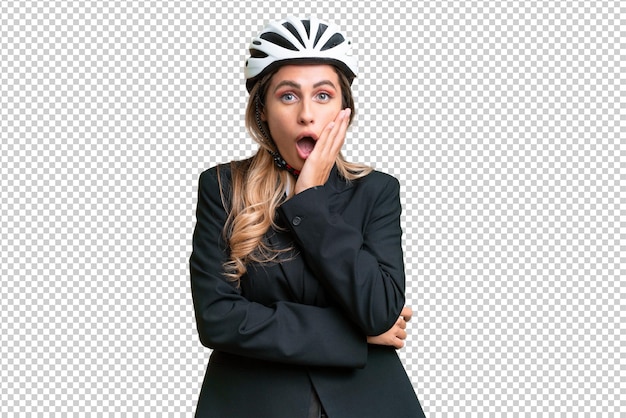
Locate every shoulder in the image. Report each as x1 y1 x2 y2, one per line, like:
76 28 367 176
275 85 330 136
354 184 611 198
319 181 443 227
361 169 399 185
343 170 402 212
352 169 400 194
198 158 254 188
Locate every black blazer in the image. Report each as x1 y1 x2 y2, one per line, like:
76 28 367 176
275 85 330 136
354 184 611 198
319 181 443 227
190 160 425 418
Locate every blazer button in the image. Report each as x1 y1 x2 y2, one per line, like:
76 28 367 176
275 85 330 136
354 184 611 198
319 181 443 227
292 216 302 226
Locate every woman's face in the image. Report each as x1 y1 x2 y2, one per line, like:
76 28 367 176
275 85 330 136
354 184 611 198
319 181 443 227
262 64 343 171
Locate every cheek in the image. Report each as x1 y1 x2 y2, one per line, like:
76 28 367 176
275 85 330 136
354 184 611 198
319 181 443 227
266 114 287 133
264 104 286 124
324 106 342 122
265 117 293 144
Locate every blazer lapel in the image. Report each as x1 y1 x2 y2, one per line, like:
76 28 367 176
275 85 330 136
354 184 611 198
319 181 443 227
266 167 356 304
266 223 307 302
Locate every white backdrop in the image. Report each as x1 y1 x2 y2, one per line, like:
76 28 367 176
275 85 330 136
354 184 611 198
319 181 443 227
1 0 622 416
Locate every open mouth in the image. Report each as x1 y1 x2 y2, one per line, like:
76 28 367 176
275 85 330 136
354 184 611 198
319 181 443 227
296 136 316 159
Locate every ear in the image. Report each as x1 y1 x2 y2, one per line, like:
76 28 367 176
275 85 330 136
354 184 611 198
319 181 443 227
260 108 267 122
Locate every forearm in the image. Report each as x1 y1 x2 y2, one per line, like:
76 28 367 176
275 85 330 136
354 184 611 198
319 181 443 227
278 175 407 336
191 167 368 368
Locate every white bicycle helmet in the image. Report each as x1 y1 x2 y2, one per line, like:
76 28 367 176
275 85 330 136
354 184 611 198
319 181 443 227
244 16 358 92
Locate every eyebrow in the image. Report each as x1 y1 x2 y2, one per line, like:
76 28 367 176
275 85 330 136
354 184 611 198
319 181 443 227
273 80 337 93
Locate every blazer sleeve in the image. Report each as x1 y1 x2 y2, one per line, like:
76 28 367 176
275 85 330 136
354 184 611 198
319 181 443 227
277 173 406 336
189 167 368 368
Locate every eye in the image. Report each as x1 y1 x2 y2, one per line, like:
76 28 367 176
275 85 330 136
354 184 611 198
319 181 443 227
316 92 332 102
280 92 298 103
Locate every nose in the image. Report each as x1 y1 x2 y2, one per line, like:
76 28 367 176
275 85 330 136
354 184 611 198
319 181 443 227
298 102 314 125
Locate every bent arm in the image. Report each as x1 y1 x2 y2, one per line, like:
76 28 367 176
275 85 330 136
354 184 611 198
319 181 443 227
278 173 406 336
190 167 367 367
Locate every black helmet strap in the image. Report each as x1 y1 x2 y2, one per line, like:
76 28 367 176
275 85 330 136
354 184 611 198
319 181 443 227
255 94 301 178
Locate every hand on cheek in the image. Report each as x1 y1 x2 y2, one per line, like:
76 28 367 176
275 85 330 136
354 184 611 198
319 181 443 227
294 108 351 194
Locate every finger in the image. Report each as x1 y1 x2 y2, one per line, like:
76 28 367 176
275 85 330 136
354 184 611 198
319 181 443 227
328 108 349 146
327 109 347 151
396 317 407 329
313 110 344 158
393 338 405 349
332 108 350 148
314 119 336 151
322 108 349 150
397 329 407 340
400 306 413 322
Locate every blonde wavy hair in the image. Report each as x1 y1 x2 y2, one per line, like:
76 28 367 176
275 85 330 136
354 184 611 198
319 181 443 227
219 67 372 283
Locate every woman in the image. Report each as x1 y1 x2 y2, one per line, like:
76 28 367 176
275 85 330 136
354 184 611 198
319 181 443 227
190 16 426 418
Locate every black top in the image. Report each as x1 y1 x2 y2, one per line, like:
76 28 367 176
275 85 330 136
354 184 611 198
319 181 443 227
190 160 425 418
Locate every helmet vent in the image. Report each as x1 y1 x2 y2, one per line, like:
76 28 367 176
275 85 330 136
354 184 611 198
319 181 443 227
244 17 358 92
313 23 328 47
282 22 306 48
302 19 311 38
260 32 298 51
249 48 268 58
321 33 345 51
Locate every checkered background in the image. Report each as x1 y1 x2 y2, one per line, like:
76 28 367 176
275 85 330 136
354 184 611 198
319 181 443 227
1 0 622 416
